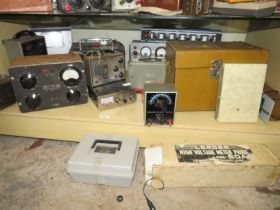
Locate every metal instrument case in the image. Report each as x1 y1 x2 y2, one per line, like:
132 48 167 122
67 134 139 187
165 41 269 111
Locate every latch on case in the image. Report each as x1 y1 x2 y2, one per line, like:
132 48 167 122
210 60 223 78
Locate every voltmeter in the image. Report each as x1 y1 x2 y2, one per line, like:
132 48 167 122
144 83 177 126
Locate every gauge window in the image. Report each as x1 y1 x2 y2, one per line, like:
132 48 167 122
140 47 152 57
60 67 82 86
147 93 176 112
156 47 166 58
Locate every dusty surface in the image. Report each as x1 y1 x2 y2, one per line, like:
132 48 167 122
0 135 279 210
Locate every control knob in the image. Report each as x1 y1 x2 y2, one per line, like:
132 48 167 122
113 66 119 72
25 94 41 110
69 0 84 8
67 89 81 102
20 73 37 89
89 0 104 7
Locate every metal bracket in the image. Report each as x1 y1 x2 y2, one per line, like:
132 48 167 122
210 60 223 78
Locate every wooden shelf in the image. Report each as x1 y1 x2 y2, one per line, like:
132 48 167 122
0 12 280 32
0 94 280 157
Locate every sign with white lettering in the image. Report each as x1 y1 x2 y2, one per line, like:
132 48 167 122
175 144 252 163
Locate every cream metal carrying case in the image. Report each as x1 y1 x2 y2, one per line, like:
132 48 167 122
67 134 139 187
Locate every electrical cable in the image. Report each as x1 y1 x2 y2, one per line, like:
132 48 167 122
143 177 165 210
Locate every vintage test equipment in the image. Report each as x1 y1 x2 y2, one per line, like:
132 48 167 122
68 133 139 187
88 80 136 110
182 0 213 15
71 38 124 56
128 59 166 90
9 54 88 113
3 30 47 62
0 0 53 12
212 0 277 18
57 0 111 13
144 83 177 126
165 41 269 112
0 75 16 110
129 40 166 62
141 28 222 42
276 1 280 13
32 27 72 55
141 0 182 10
111 0 139 11
84 51 125 87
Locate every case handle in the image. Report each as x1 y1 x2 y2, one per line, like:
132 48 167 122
13 30 36 39
91 139 122 151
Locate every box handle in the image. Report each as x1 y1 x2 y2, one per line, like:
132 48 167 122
91 139 122 151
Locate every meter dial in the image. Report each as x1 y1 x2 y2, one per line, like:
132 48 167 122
149 93 173 105
149 93 173 111
68 0 85 8
155 47 166 58
140 47 152 57
60 67 82 86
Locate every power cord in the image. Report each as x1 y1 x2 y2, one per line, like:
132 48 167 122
143 177 165 210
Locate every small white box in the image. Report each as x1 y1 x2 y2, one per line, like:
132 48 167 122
216 63 267 123
67 134 139 187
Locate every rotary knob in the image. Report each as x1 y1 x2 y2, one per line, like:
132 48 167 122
89 0 104 7
69 0 84 8
118 72 124 78
25 94 41 110
20 73 37 89
67 89 81 102
113 66 119 72
118 58 124 63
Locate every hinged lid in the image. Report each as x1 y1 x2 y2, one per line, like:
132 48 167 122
9 53 82 68
167 41 269 69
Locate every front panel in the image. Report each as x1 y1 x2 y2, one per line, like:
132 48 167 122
111 0 139 11
84 52 125 87
128 60 166 89
9 56 88 113
57 0 111 13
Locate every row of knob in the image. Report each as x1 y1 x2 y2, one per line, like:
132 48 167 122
62 0 106 10
24 89 82 110
143 32 218 42
114 94 136 104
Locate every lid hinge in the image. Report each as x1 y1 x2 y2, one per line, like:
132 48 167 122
210 60 223 78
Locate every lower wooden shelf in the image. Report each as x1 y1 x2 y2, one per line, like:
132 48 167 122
0 94 280 158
